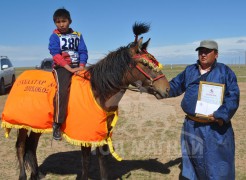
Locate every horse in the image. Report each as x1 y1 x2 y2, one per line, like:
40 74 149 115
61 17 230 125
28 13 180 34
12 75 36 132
1 22 170 180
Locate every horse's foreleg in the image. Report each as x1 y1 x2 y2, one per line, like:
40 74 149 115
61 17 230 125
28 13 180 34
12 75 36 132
97 145 109 180
16 129 28 180
81 146 91 180
26 132 41 180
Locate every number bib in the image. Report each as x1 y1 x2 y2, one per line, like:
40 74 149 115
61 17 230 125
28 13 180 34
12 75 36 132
59 33 80 63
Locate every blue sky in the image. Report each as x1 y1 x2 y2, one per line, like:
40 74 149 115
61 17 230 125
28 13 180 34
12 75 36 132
1 0 246 67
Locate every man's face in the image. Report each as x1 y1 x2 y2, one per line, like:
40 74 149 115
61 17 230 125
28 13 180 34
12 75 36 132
198 48 218 69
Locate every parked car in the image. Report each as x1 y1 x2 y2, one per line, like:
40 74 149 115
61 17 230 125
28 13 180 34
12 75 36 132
36 58 53 71
0 56 16 95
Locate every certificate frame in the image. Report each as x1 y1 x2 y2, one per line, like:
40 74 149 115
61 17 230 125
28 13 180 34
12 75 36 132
195 81 225 119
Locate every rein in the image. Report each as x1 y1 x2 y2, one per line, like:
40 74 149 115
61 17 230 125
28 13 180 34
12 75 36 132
125 83 146 93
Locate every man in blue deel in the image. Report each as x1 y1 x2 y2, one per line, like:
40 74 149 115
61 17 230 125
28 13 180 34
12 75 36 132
168 40 240 180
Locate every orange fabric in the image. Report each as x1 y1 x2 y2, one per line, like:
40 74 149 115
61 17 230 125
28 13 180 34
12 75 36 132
63 74 108 142
1 70 56 130
1 70 109 143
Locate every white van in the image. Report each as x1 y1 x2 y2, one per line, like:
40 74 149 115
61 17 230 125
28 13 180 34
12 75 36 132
0 56 16 95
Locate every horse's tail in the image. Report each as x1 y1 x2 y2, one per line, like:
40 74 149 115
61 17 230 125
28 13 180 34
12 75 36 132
16 129 39 179
24 133 41 178
133 22 150 43
24 148 39 176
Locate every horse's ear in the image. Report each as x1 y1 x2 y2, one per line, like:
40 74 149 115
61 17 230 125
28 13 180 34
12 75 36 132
137 37 143 52
141 38 151 51
131 37 143 55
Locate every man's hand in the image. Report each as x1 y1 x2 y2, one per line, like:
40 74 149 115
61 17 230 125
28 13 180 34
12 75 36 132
208 114 224 126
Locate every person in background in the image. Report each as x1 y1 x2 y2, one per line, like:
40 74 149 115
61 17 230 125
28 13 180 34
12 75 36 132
168 40 239 180
49 8 88 140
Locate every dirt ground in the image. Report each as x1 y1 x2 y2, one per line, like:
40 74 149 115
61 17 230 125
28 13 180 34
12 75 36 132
0 82 245 180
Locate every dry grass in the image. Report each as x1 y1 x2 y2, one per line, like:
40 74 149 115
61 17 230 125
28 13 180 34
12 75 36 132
0 66 245 179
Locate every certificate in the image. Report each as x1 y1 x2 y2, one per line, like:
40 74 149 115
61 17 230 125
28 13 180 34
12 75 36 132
195 81 225 118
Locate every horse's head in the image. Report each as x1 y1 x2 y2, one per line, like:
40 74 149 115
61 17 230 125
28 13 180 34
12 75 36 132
85 22 169 109
125 22 170 99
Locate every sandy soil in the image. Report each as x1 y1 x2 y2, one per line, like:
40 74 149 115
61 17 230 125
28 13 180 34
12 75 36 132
0 83 245 179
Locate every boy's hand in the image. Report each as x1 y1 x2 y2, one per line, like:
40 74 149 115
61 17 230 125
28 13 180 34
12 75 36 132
63 65 85 73
74 66 85 75
64 64 77 73
78 66 85 71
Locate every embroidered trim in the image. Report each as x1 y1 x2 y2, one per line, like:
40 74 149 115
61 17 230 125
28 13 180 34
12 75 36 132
1 121 52 138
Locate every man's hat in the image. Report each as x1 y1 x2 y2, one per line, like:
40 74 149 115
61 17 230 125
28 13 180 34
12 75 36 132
195 40 218 51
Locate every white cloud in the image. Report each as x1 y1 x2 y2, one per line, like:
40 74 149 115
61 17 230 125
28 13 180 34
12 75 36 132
0 45 50 67
0 45 106 67
1 36 246 67
87 51 107 64
149 36 246 65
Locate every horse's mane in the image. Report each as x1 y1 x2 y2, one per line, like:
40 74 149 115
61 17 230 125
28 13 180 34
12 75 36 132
85 22 150 105
85 46 136 104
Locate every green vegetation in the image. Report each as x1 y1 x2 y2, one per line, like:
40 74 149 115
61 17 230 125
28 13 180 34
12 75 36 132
162 64 246 82
162 65 187 80
15 67 35 77
230 65 246 82
15 64 246 82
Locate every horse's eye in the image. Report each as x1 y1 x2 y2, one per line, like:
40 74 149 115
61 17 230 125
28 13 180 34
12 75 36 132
143 62 148 66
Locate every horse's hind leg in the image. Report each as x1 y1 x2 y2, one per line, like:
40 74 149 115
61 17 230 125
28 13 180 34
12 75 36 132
81 146 91 180
16 128 28 180
25 132 41 180
97 145 109 180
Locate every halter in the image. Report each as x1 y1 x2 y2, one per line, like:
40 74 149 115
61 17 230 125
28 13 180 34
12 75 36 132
135 65 165 86
132 51 165 86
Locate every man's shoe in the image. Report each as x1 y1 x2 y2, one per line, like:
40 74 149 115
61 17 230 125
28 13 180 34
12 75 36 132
53 123 62 140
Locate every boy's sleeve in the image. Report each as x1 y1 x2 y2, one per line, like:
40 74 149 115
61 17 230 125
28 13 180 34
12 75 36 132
78 34 88 67
48 34 67 67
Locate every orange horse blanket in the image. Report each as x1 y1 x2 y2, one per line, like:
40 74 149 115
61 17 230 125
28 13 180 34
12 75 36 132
1 70 117 147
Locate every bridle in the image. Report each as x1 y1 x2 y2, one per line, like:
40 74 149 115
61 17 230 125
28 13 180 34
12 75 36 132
135 65 165 86
127 51 165 92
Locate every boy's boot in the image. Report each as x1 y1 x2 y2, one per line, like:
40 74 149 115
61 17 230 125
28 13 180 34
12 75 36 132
53 122 62 140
